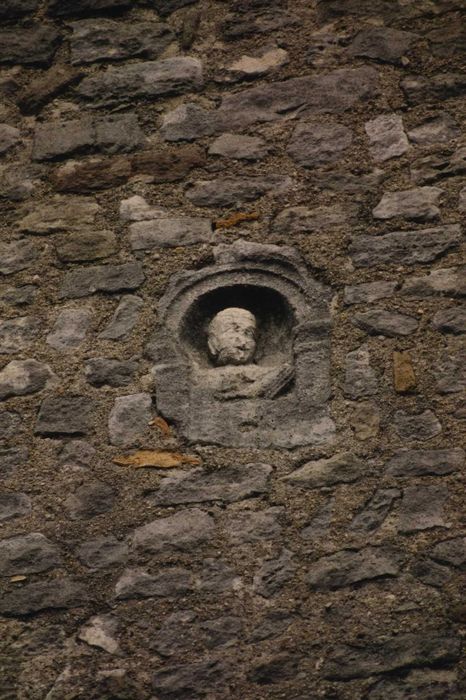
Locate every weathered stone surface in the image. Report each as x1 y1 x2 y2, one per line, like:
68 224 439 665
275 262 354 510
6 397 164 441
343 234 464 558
349 27 417 63
248 654 301 685
33 114 145 161
397 485 449 532
84 358 137 387
0 317 40 354
132 508 215 553
78 614 120 655
199 558 241 593
386 448 463 476
152 659 232 699
317 168 386 194
0 359 53 400
208 133 268 160
17 65 83 115
0 124 20 154
18 196 100 234
0 240 39 275
344 280 397 305
224 48 288 80
348 401 380 441
283 453 366 489
308 546 401 590
160 103 219 142
0 0 39 19
0 578 86 616
287 122 353 167
77 536 128 570
432 306 466 334
0 411 22 439
273 204 356 234
0 533 61 576
411 556 453 588
59 262 144 299
65 480 115 520
129 218 213 249
343 345 378 398
401 266 466 298
350 225 461 267
367 669 460 700
59 439 95 467
352 310 418 337
373 187 442 220
434 347 466 394
301 498 334 538
226 507 283 545
431 537 466 568
0 446 28 475
78 57 203 105
48 0 130 16
46 309 92 351
108 393 152 446
186 175 292 207
115 567 193 600
151 0 198 16
120 195 167 222
365 114 409 162
221 10 299 41
350 489 400 532
323 632 461 680
0 492 31 522
98 295 143 340
0 24 60 66
56 230 117 262
410 146 466 185
253 549 296 598
393 410 442 441
221 66 378 127
52 156 132 193
35 395 92 435
0 285 38 307
70 19 173 65
401 72 466 105
151 464 272 505
131 145 205 182
407 112 461 145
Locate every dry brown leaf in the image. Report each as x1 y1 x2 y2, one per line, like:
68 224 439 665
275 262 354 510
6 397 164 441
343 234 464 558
113 450 201 469
10 575 27 583
149 416 172 437
215 211 260 230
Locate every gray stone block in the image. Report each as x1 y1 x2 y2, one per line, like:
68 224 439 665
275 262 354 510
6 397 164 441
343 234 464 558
352 309 418 337
385 448 463 476
307 546 402 590
132 508 215 553
59 262 145 299
0 533 61 576
35 395 92 435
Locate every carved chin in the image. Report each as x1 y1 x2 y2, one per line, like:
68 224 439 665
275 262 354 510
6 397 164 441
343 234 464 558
217 348 253 366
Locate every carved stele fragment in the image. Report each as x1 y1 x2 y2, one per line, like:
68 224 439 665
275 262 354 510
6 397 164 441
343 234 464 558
146 240 334 448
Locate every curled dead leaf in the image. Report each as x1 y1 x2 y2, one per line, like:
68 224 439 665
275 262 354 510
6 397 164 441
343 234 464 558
113 450 201 469
149 416 172 437
215 211 260 230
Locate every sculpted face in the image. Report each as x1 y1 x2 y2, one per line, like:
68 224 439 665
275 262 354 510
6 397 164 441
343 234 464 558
208 307 257 366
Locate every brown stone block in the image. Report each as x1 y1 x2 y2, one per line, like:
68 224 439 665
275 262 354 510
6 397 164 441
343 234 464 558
17 65 84 114
393 350 416 393
52 156 131 193
130 145 205 183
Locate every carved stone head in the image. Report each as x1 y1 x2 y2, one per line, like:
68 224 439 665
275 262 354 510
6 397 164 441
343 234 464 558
207 307 257 366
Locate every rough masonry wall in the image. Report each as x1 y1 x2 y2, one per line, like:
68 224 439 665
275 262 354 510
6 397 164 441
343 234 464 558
0 0 465 698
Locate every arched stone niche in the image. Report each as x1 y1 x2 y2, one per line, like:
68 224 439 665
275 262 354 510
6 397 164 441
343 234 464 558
146 240 335 448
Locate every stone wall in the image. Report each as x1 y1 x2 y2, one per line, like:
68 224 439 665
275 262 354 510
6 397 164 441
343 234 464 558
0 0 465 698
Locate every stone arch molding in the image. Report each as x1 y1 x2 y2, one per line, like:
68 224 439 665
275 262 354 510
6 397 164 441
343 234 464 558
146 240 335 448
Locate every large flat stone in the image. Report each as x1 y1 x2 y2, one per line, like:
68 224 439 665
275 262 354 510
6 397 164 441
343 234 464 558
77 57 203 105
282 453 366 489
98 295 143 339
273 204 357 233
307 546 402 590
46 308 92 350
129 218 213 249
253 549 296 598
0 317 40 354
0 533 61 576
52 157 131 193
287 122 353 167
59 262 144 299
385 448 463 477
70 19 173 65
401 266 466 298
432 305 466 334
397 485 449 532
401 72 466 105
0 24 60 66
18 196 100 234
0 359 53 400
343 345 378 398
349 27 417 64
393 411 442 441
132 508 215 553
115 567 194 600
0 578 87 616
0 240 40 275
186 176 292 207
365 114 409 161
0 493 31 522
323 632 461 680
35 395 92 435
17 65 83 115
32 114 145 161
55 230 117 262
350 489 400 532
151 464 272 505
350 225 461 267
373 187 443 220
352 309 418 337
108 393 152 446
431 537 466 569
